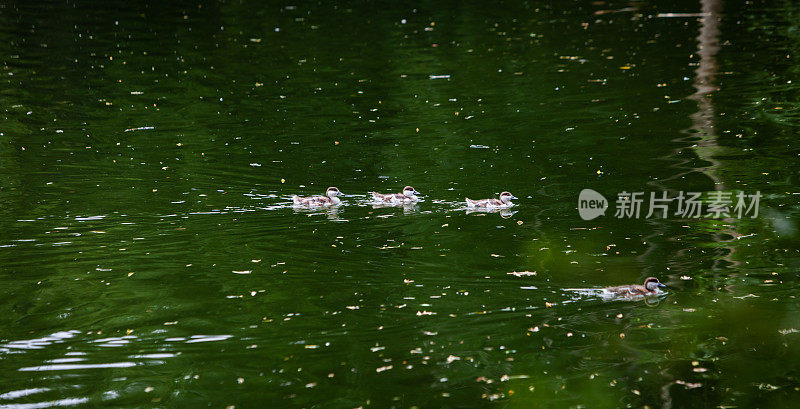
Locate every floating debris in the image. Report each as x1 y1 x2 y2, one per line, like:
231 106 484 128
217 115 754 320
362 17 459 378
675 379 703 389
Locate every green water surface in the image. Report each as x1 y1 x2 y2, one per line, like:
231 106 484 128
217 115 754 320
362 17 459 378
2 0 800 408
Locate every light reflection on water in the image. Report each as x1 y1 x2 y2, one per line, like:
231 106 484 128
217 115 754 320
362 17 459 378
1 0 800 408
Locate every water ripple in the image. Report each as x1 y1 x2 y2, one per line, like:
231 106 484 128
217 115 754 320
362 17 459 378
0 398 88 409
18 362 138 372
1 331 81 352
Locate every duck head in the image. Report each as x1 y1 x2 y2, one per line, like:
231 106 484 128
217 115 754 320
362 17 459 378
499 191 518 204
403 186 420 197
326 187 343 198
644 277 666 291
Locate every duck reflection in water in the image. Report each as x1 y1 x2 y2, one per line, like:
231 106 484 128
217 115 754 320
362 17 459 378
465 207 517 218
292 205 343 221
371 201 420 214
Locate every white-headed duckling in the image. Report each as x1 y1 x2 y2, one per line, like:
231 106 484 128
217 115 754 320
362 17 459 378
602 277 666 297
370 186 420 205
465 191 517 209
292 187 343 207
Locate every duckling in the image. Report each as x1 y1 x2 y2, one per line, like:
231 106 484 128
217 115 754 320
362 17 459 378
465 191 517 209
603 277 666 297
370 186 420 205
292 187 343 207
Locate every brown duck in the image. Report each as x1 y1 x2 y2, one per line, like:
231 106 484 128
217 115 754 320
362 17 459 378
603 277 666 296
292 187 343 207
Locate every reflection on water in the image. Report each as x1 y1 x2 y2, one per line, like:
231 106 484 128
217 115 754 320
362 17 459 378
687 0 725 187
292 205 344 221
2 0 800 408
370 202 421 215
465 208 518 218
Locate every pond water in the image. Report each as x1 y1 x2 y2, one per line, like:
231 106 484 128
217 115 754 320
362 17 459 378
2 0 800 407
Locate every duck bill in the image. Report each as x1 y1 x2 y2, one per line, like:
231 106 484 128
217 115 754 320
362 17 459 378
658 283 666 288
